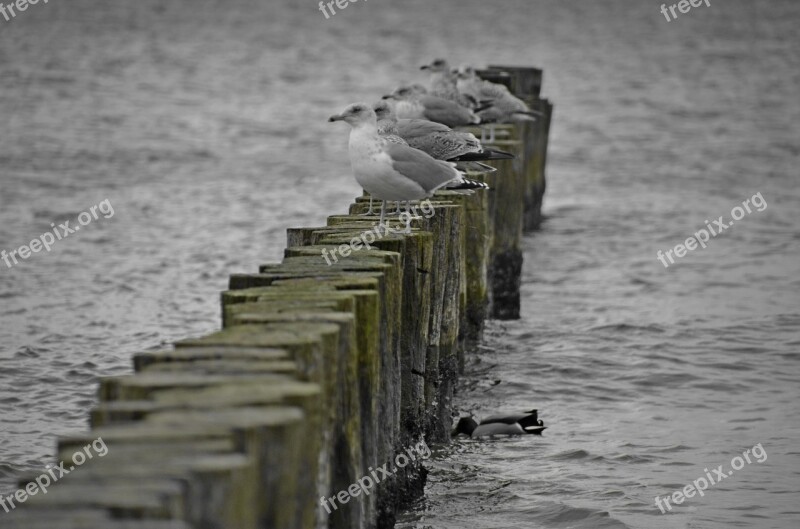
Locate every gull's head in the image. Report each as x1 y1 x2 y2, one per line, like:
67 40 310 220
328 103 377 127
384 86 415 101
455 65 476 80
420 58 450 73
372 100 396 122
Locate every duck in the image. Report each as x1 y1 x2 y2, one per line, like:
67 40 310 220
452 409 547 438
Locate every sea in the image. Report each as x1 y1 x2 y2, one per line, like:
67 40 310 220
0 0 798 527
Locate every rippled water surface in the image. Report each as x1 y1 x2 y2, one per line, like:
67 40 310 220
1 0 798 527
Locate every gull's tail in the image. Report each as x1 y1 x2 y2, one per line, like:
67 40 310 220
446 177 490 191
455 161 497 174
510 110 543 121
451 148 515 161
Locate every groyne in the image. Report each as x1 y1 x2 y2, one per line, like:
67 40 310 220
2 65 553 529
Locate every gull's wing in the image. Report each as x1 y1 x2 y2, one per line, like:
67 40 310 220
397 121 481 159
396 118 453 137
385 143 461 193
418 95 478 126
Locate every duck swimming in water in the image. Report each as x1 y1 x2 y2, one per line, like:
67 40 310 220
452 409 546 438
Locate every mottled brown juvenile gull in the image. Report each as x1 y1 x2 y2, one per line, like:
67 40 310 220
328 103 488 229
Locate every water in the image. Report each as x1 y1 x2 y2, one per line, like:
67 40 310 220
1 0 798 527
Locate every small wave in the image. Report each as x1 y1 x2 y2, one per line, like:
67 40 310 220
528 501 633 529
549 449 599 461
587 323 665 334
14 346 41 358
652 444 692 453
609 453 653 464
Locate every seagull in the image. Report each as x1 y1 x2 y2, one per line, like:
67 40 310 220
455 65 540 123
328 103 488 230
373 100 513 172
455 65 543 141
452 409 547 438
383 86 481 128
420 58 482 110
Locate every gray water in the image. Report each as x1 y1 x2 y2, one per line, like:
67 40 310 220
1 0 798 527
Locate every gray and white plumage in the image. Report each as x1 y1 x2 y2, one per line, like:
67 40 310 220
375 101 482 160
328 103 485 203
384 86 481 128
452 409 547 438
421 58 480 109
456 66 540 123
374 101 514 175
381 130 408 146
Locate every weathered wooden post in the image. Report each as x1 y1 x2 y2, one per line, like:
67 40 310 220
488 65 554 231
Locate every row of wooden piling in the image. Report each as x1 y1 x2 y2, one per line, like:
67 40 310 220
2 66 552 529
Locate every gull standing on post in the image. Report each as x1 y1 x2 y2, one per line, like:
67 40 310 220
328 103 488 231
455 65 540 123
383 87 482 128
456 65 542 142
420 58 482 110
373 100 513 172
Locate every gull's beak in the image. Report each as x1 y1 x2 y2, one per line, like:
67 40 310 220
420 64 430 70
381 94 395 100
328 113 345 122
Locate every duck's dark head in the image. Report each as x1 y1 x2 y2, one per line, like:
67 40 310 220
530 421 547 436
523 409 539 422
452 416 478 437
